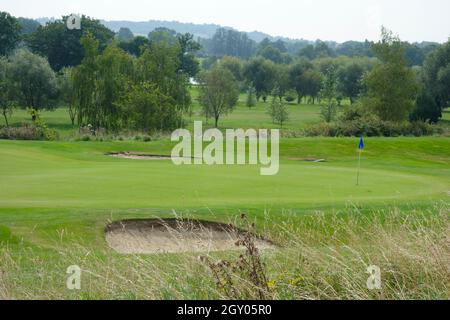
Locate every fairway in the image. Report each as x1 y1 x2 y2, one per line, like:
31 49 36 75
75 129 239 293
1 138 448 211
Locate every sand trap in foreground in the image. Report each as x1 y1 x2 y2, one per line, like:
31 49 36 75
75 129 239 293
106 219 274 254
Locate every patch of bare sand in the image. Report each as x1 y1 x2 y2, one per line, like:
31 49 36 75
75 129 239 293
288 157 326 162
105 219 274 254
107 152 178 160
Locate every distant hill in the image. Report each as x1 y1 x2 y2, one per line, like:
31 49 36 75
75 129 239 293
33 17 440 48
101 20 228 39
35 17 287 43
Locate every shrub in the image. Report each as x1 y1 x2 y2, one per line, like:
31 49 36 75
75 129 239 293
284 90 297 103
305 116 444 137
0 124 40 140
339 104 365 122
34 117 59 141
0 120 58 141
304 122 338 137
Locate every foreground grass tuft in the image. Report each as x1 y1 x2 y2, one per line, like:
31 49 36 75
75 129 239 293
0 203 448 300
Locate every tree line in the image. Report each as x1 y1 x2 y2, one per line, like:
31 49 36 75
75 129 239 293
0 11 449 134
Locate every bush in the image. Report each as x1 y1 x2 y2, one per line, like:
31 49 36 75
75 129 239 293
304 122 338 137
339 104 365 122
305 116 444 137
284 90 297 103
0 121 58 141
0 124 40 140
34 118 59 141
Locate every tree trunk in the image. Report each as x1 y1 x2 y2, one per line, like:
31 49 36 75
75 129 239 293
2 111 9 127
214 115 219 128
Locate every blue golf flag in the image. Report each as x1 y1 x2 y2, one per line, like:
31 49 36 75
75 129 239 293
358 137 364 150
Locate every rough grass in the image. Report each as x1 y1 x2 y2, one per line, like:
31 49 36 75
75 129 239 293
0 204 448 300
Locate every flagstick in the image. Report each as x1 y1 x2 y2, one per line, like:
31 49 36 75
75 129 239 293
356 149 362 186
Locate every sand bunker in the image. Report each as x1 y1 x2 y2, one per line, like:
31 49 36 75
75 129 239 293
107 152 175 160
288 157 326 162
106 219 274 254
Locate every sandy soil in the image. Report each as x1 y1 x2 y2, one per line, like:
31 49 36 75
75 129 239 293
107 152 175 160
288 157 326 162
105 219 274 254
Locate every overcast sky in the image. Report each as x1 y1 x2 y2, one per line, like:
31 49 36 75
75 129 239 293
1 0 449 43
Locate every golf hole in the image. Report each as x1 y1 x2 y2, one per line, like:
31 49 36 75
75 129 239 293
105 219 274 254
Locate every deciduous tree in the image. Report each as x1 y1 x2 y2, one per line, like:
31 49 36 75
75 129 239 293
243 58 276 101
198 65 239 128
9 49 58 117
0 57 15 126
363 28 419 122
320 66 339 123
0 12 21 56
26 15 114 71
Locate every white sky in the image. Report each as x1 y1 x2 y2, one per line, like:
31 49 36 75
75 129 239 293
1 0 449 43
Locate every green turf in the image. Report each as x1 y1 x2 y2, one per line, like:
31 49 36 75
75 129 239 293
0 137 448 208
0 137 448 248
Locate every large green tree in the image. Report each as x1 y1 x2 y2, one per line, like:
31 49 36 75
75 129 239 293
419 38 450 122
259 45 291 64
177 33 201 78
243 58 276 102
320 66 339 123
72 33 133 130
288 59 313 104
136 41 191 115
148 27 177 45
198 65 239 128
120 82 179 131
58 67 77 126
338 62 365 104
273 64 291 100
116 27 134 42
209 28 256 59
72 33 191 132
26 15 114 70
0 57 16 126
118 36 151 57
302 69 323 104
9 49 58 116
363 28 418 121
217 56 243 82
0 12 21 56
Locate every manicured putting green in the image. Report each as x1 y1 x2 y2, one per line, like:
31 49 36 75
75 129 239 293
0 138 448 210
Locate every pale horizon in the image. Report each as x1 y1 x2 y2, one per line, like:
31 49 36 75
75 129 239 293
1 0 449 43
